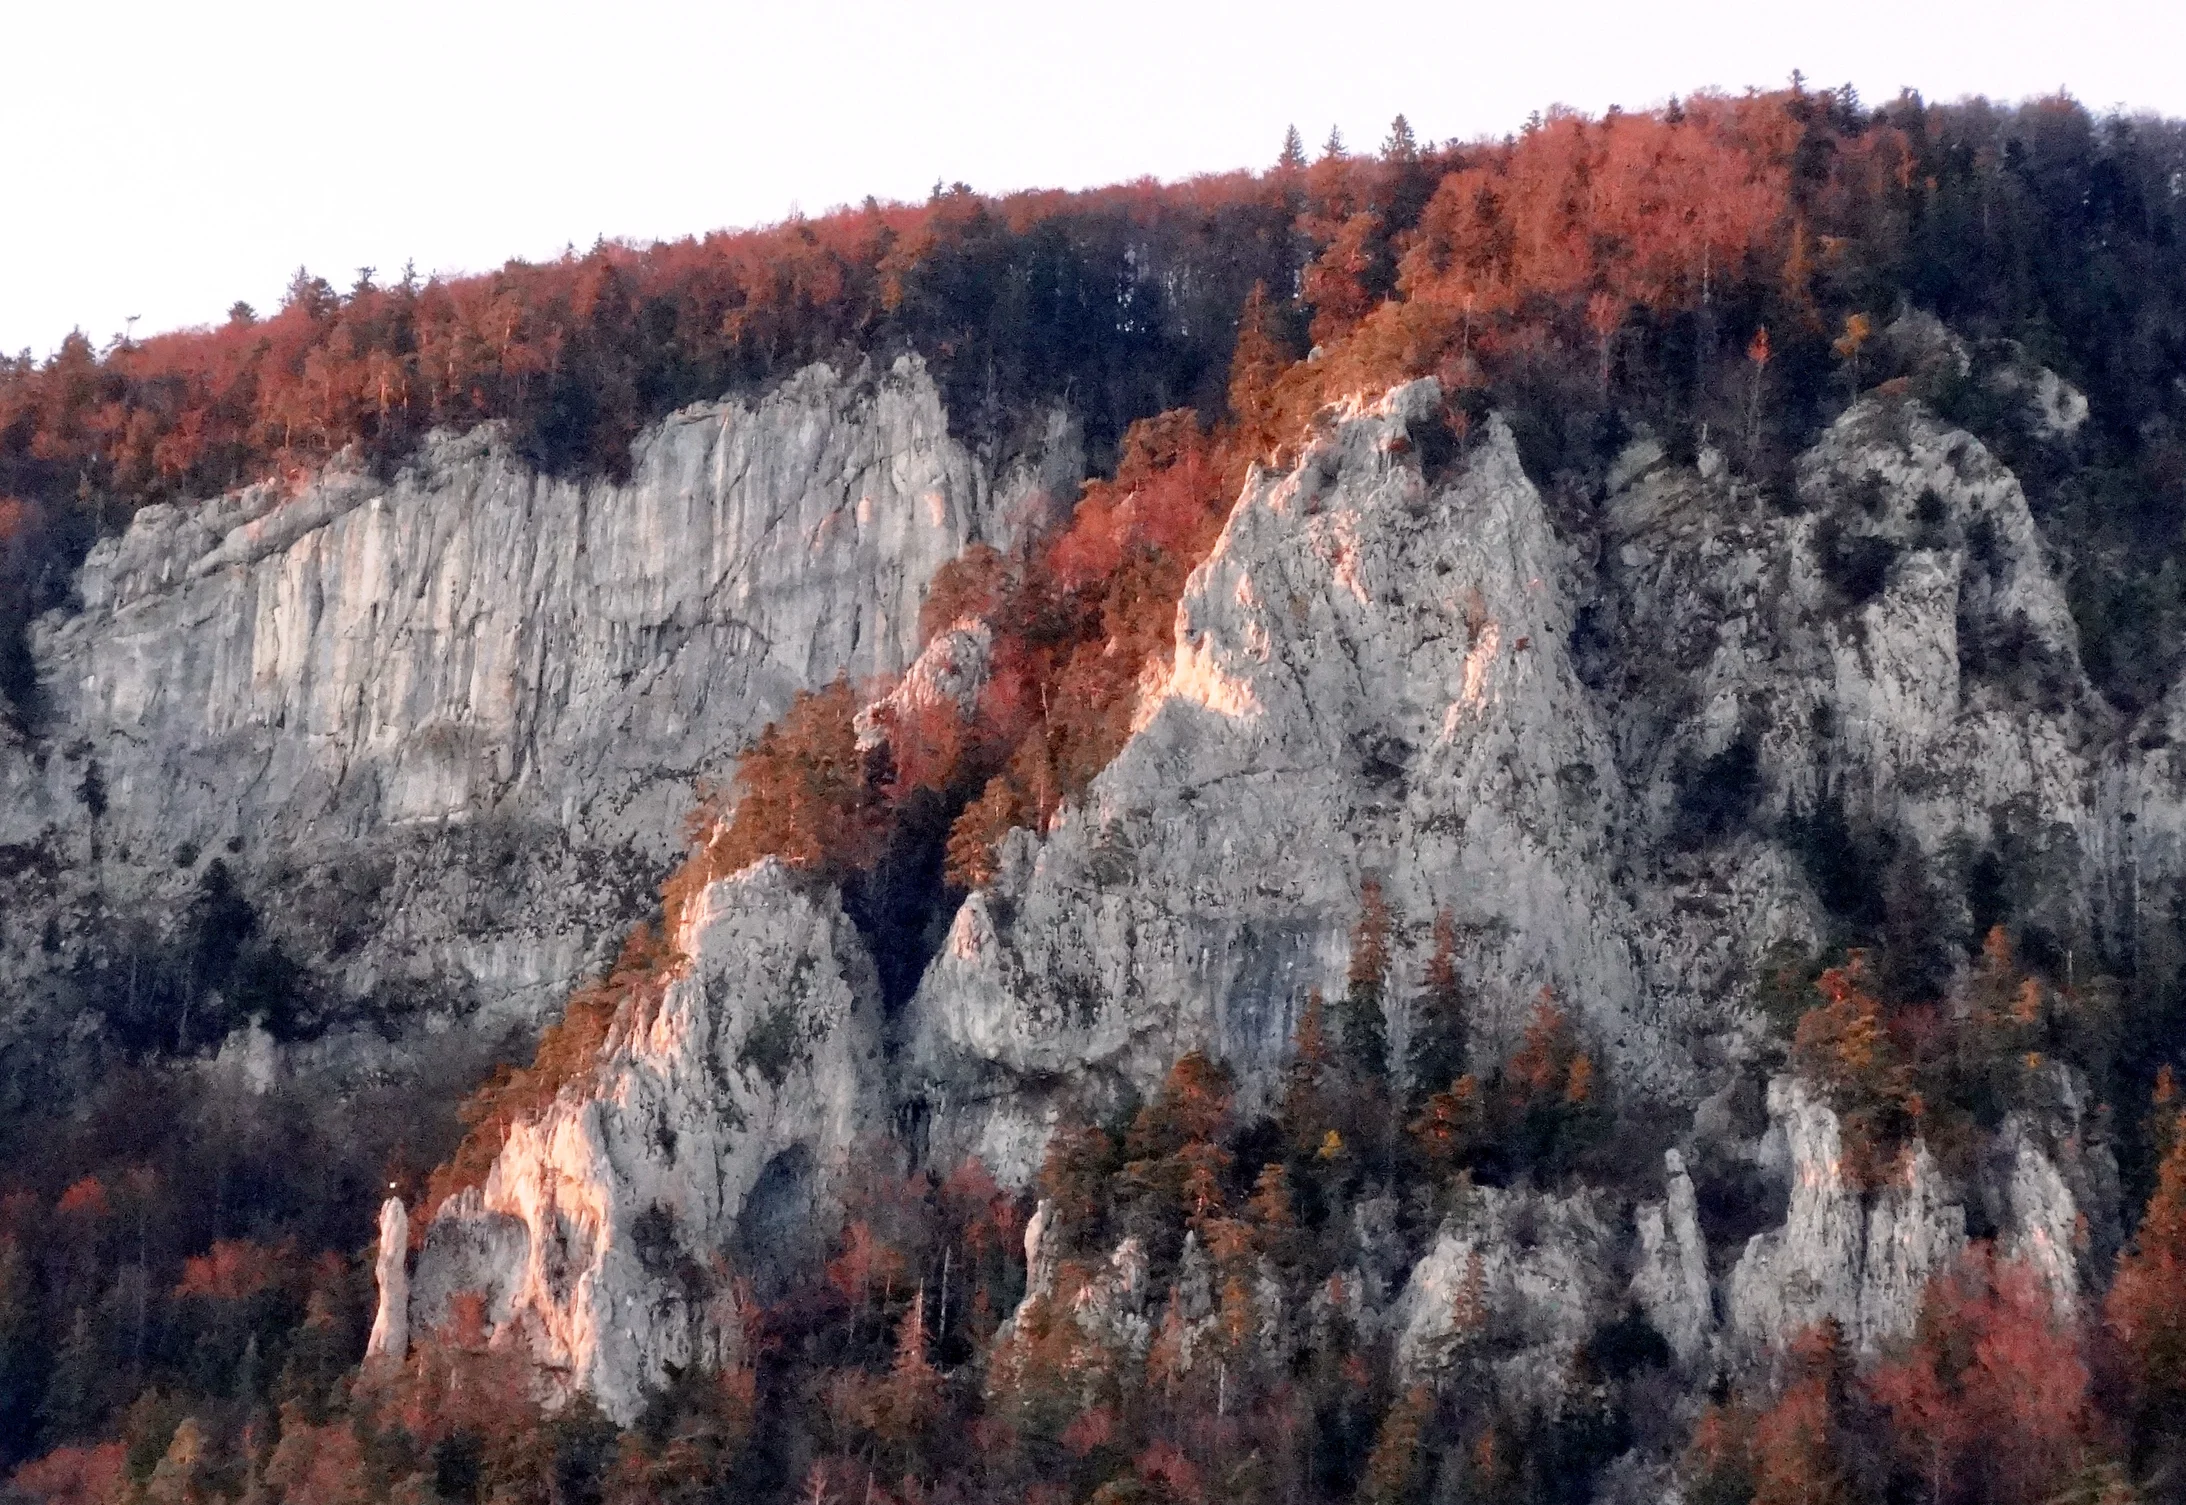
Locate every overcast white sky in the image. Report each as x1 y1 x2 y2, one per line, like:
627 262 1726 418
5 0 2183 360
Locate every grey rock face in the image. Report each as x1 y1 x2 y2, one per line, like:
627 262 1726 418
1726 1078 1962 1358
1394 1183 1617 1410
854 620 994 751
407 857 887 1423
1725 1074 2102 1359
366 1196 409 1364
913 384 1655 1180
1631 1149 1713 1369
0 358 1077 1071
906 375 2170 1191
1588 396 2110 1039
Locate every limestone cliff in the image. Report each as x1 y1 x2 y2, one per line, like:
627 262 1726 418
912 384 1654 1181
407 857 886 1423
0 357 1077 1081
10 337 2172 1427
908 368 2169 1191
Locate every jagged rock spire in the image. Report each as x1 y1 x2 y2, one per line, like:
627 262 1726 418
366 1195 409 1363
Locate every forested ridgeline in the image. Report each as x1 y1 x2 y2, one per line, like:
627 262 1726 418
4 81 2186 1505
5 89 2186 719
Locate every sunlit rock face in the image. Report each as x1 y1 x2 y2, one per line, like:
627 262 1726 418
909 385 1658 1182
1725 1076 1966 1359
0 357 1078 1070
907 366 2183 1191
408 858 886 1424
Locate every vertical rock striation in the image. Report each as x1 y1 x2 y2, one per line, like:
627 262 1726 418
0 358 1077 1070
911 382 1654 1180
408 857 887 1423
366 1196 409 1364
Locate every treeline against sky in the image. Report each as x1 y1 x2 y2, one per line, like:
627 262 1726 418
7 79 2186 1505
4 87 2186 718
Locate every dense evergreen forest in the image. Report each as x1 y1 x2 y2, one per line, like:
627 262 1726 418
5 83 2186 1505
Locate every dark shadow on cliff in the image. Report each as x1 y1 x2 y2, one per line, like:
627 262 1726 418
838 788 963 1018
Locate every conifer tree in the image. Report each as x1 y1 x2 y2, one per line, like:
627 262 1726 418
1228 281 1291 462
1278 125 1307 173
1406 909 1468 1107
1381 114 1419 163
41 1305 101 1443
1282 990 1339 1161
1338 881 1392 1082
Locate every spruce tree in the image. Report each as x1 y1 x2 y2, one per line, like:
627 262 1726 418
1338 881 1392 1082
41 1305 102 1443
1407 908 1469 1107
1382 113 1419 162
1278 125 1306 173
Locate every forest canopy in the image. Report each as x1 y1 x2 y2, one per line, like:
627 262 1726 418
6 80 2186 1505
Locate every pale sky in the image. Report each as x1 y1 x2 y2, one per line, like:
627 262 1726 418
6 0 2183 360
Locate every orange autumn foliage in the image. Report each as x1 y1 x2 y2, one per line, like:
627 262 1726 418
1751 1322 1857 1505
1868 1247 2089 1505
1792 952 1918 1188
1238 93 1893 460
690 678 890 887
173 1238 298 1302
1506 993 1594 1109
2108 1112 2186 1432
8 1444 126 1505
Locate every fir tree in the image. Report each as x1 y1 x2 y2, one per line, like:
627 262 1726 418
1337 880 1392 1082
1382 113 1419 162
1406 908 1469 1107
41 1305 103 1443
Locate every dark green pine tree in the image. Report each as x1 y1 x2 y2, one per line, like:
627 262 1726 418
0 1238 41 1459
40 1305 104 1444
1407 908 1470 1108
1382 113 1419 162
1278 124 1307 173
1338 881 1392 1082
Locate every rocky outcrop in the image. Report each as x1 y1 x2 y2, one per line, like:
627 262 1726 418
0 357 1077 1075
407 857 887 1423
912 384 1654 1180
855 621 994 750
1588 393 2112 1034
1394 1184 1617 1411
1631 1150 1713 1368
904 365 2173 1189
1727 1078 1965 1358
398 367 2142 1417
366 1196 409 1364
1723 1073 2111 1360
